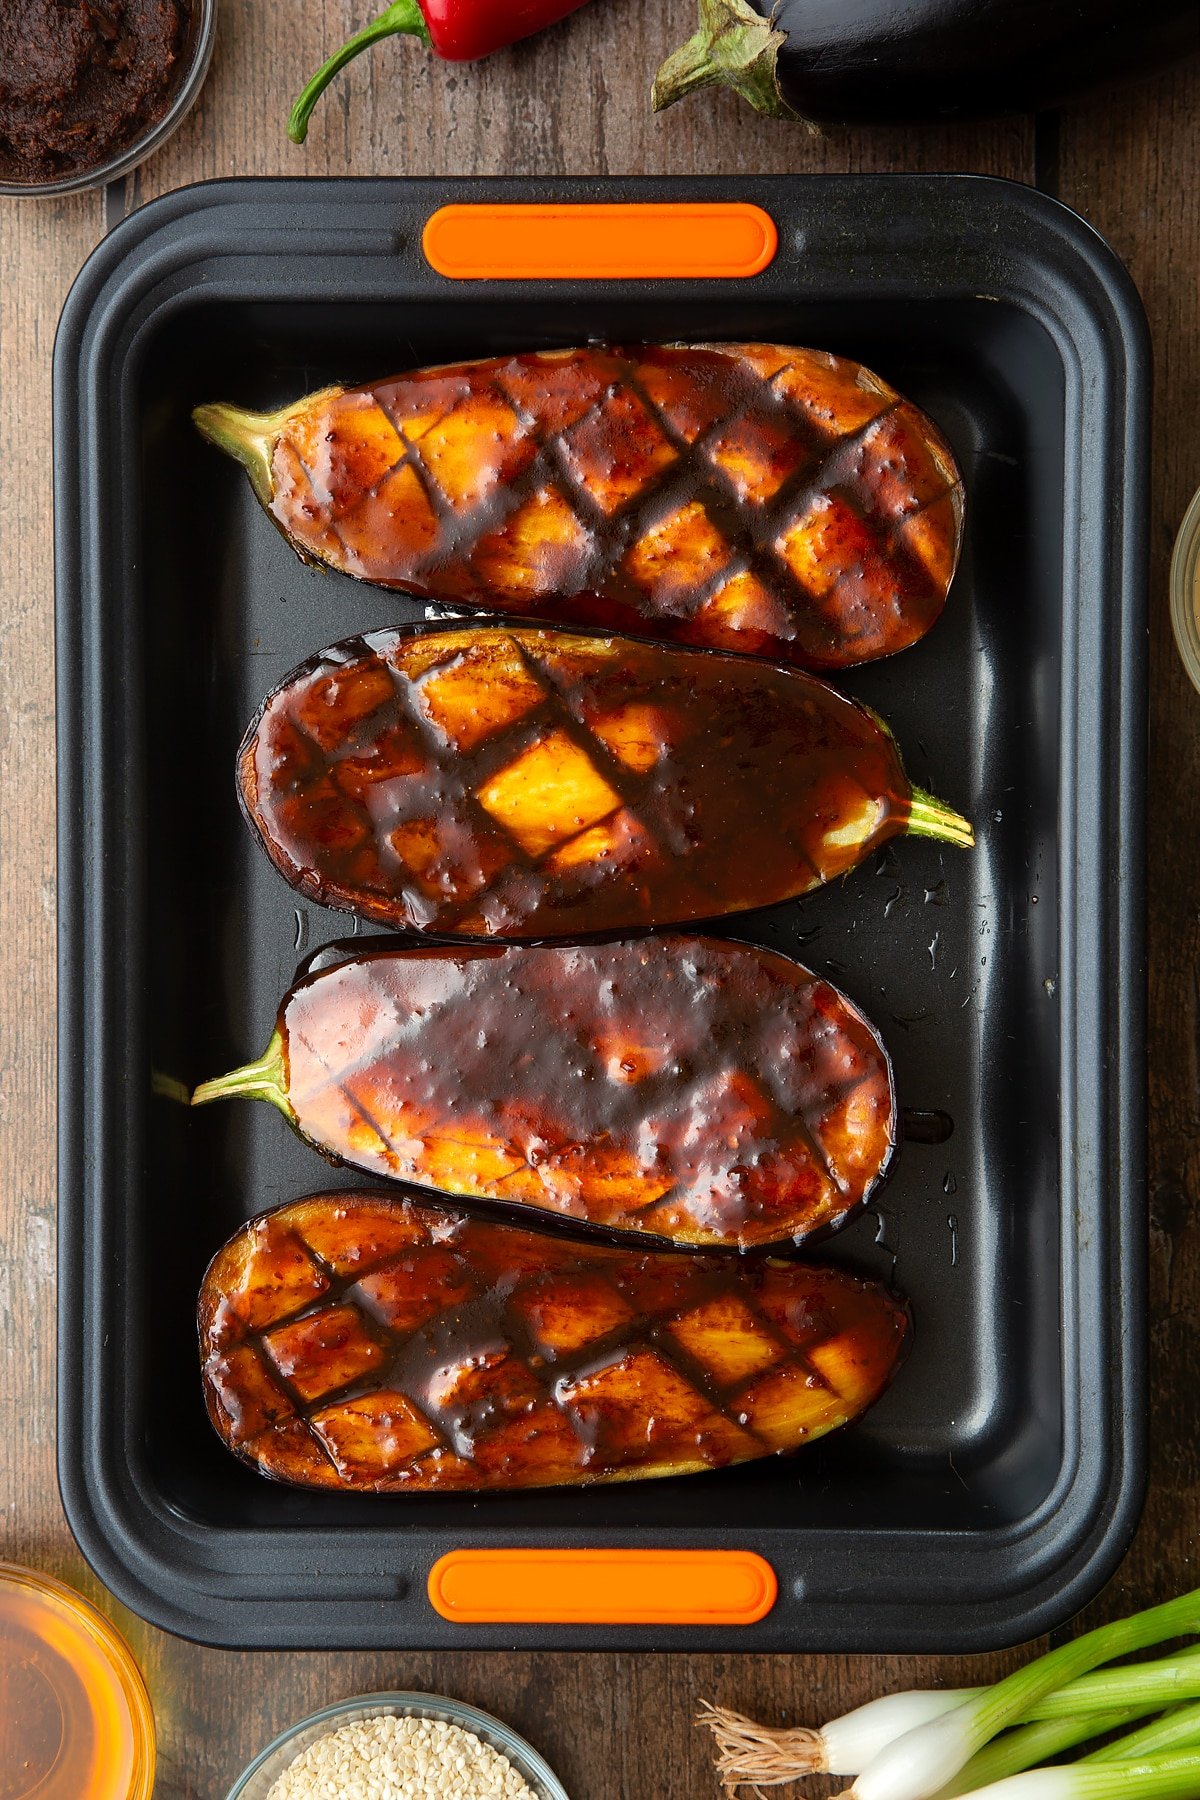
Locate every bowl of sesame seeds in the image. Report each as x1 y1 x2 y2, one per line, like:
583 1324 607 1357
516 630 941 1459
225 1692 571 1800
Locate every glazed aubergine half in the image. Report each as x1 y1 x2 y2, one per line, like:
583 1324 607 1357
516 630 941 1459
193 341 963 672
238 625 973 940
192 936 895 1251
199 1192 911 1493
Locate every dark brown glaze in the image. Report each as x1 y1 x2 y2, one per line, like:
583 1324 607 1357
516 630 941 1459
0 0 186 186
239 625 968 940
210 936 894 1250
195 343 963 671
199 1192 910 1493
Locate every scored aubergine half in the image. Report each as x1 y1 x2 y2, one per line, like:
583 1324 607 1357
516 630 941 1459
191 936 896 1251
193 341 963 672
237 625 973 940
652 0 1200 125
200 1191 911 1493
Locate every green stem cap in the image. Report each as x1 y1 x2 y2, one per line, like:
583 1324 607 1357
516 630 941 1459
652 0 805 121
192 390 342 508
906 787 975 851
288 0 432 144
191 401 280 508
191 1031 294 1121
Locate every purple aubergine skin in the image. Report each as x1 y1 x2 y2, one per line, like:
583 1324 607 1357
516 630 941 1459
652 0 1200 126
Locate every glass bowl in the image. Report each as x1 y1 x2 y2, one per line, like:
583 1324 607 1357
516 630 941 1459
1171 483 1200 698
0 1561 155 1800
0 0 217 198
226 1692 571 1800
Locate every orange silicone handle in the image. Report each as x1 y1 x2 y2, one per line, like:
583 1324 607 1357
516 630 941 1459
422 202 778 281
427 1548 777 1626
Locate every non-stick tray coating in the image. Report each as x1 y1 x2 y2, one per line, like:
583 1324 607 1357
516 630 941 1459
55 175 1148 1650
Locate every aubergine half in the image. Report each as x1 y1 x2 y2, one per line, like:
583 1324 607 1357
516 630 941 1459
192 935 896 1251
193 339 963 672
238 624 972 941
200 1190 911 1493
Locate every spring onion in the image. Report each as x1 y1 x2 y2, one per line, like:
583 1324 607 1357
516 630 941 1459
937 1714 1143 1798
702 1702 1148 1795
1024 1657 1200 1720
839 1589 1200 1800
1082 1703 1200 1764
702 1660 1200 1786
699 1692 977 1784
947 1753 1200 1800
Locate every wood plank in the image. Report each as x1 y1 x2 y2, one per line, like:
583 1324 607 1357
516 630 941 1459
1052 57 1200 1612
0 188 104 1580
134 0 1032 195
38 7 1200 1800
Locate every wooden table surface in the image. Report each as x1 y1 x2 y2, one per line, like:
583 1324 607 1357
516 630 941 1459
2 4 1198 1795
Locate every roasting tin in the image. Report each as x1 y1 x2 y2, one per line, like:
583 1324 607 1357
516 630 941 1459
54 174 1148 1651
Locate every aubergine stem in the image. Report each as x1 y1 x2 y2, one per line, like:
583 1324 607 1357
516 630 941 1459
907 787 975 850
192 394 339 510
652 0 803 120
287 0 431 144
191 1031 294 1119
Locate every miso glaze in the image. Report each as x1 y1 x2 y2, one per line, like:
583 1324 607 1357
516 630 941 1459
268 935 895 1248
240 624 953 940
196 342 963 671
199 1192 911 1493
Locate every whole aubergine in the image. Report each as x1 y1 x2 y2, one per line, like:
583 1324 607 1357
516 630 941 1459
192 935 895 1250
193 341 962 672
200 1191 910 1493
653 0 1198 125
238 625 972 940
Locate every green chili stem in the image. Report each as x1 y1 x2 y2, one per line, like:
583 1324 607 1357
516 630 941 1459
906 786 975 850
288 0 431 144
191 1032 293 1120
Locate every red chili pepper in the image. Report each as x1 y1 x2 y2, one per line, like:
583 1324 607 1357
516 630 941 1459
288 0 591 143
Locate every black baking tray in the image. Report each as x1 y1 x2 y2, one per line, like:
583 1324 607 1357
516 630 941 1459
55 174 1148 1651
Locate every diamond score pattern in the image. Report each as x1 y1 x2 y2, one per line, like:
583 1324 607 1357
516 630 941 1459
201 1195 907 1493
253 629 696 931
269 344 963 668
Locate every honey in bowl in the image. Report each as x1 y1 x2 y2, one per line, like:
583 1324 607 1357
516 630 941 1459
0 1564 154 1800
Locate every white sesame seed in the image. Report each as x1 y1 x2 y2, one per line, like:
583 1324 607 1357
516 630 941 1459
263 1713 546 1800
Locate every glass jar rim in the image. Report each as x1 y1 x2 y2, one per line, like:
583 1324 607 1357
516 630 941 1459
225 1690 571 1800
1170 484 1200 698
0 1560 156 1800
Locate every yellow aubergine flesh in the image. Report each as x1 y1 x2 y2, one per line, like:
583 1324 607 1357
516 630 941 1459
199 1191 910 1493
238 625 972 940
191 936 895 1250
193 342 963 672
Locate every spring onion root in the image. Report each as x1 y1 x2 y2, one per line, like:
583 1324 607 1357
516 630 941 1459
699 1693 977 1783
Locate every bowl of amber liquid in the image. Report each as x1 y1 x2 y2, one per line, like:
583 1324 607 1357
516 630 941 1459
0 1563 154 1800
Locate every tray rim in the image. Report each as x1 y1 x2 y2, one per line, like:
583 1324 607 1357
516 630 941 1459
54 171 1148 1651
